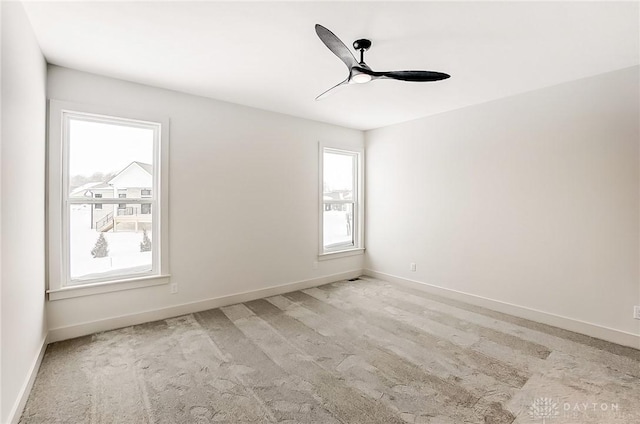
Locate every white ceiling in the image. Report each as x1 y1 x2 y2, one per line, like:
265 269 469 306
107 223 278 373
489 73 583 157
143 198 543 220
22 1 639 130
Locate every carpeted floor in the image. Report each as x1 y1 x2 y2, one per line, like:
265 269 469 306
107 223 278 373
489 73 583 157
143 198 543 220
20 277 640 423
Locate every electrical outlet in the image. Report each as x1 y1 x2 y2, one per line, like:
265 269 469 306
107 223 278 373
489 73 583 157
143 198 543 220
410 262 416 272
634 306 640 320
170 283 178 294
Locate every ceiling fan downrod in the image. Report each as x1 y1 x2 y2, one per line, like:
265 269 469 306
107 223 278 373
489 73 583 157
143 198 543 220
353 39 371 65
314 24 450 100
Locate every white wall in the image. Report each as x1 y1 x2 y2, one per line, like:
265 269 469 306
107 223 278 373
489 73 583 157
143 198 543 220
46 66 364 335
366 67 640 345
1 2 48 422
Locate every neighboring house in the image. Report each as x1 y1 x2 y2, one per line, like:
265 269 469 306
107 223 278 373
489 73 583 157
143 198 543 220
323 189 352 211
70 161 153 232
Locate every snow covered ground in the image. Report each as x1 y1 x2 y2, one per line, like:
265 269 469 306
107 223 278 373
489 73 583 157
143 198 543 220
69 206 351 281
324 209 353 248
70 205 152 281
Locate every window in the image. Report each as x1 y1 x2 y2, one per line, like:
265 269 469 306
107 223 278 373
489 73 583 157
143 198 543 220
141 189 151 197
320 146 363 256
47 100 169 299
94 193 103 209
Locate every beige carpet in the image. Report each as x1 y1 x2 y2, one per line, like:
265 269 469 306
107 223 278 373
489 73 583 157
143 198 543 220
20 277 640 423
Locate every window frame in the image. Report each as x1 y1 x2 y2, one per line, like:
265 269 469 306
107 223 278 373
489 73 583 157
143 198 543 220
47 100 170 300
318 144 364 258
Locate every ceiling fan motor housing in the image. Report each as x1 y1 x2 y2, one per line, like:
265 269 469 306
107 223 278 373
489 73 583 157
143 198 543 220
353 39 372 51
314 24 450 100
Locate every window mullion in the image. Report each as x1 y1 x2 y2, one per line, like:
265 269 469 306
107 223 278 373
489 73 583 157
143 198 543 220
67 198 155 205
322 200 352 205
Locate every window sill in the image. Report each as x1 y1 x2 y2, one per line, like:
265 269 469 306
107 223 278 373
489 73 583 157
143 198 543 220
47 274 171 301
318 248 365 261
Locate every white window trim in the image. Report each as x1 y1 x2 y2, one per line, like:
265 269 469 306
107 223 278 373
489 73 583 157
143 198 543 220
318 143 365 258
47 100 170 300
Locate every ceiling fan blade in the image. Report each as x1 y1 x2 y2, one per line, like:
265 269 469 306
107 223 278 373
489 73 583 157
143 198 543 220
373 70 450 82
315 24 359 70
315 78 349 101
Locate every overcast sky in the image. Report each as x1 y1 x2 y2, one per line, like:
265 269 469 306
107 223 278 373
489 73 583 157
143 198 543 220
324 151 353 192
69 119 153 177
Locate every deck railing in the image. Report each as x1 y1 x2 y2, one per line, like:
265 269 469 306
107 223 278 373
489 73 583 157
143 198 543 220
95 212 113 232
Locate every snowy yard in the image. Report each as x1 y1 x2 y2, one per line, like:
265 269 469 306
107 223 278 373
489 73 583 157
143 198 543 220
324 209 353 248
69 206 351 281
70 206 152 281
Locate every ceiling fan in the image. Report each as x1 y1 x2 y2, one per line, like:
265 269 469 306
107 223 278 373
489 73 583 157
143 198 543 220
315 24 450 100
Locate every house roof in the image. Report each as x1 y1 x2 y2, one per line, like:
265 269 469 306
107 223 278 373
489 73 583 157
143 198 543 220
107 161 152 184
134 161 152 175
69 181 111 197
69 162 152 197
107 161 153 188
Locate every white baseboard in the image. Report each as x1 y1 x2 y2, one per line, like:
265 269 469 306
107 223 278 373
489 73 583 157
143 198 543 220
364 269 640 350
48 270 363 343
7 335 48 424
